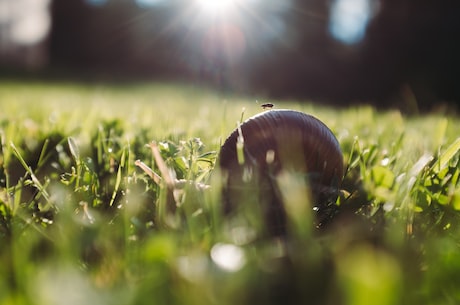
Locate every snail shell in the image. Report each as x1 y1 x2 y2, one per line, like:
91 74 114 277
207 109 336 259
219 109 344 236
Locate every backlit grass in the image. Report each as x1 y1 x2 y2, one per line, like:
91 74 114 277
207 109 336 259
0 80 459 305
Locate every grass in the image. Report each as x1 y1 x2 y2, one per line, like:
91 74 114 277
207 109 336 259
0 80 460 305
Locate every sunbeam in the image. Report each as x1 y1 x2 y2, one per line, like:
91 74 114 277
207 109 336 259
194 0 239 16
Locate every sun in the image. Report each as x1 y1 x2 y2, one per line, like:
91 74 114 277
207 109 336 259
194 0 239 16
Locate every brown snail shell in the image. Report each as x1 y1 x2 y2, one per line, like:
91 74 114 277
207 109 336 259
219 109 344 236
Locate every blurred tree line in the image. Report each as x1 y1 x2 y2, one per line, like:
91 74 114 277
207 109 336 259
8 0 460 109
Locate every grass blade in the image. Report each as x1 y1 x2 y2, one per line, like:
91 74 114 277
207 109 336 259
109 148 126 207
68 137 80 162
434 137 460 172
10 142 51 203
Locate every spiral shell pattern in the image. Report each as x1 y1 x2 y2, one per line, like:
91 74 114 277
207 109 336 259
219 109 344 235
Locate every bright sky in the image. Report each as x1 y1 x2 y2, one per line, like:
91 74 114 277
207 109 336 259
329 0 376 44
194 0 238 16
0 0 50 45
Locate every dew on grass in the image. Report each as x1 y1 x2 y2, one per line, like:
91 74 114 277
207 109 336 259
210 243 246 272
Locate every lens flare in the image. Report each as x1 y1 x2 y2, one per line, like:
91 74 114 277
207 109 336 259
194 0 238 16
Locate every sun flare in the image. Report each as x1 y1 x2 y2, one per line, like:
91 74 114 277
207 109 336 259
194 0 238 16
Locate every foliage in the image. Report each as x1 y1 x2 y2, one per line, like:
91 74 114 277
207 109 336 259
0 81 459 305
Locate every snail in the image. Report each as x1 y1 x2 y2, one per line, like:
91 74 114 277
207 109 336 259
219 109 344 236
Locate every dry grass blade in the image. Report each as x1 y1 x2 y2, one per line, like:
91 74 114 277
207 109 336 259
149 141 175 188
134 159 162 185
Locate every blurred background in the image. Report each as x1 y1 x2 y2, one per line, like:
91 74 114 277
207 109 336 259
0 0 459 109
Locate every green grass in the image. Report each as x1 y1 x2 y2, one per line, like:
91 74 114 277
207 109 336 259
1 80 460 305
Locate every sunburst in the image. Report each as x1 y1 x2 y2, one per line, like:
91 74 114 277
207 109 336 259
194 0 239 16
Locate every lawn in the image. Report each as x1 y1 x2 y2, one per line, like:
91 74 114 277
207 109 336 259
0 80 460 305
